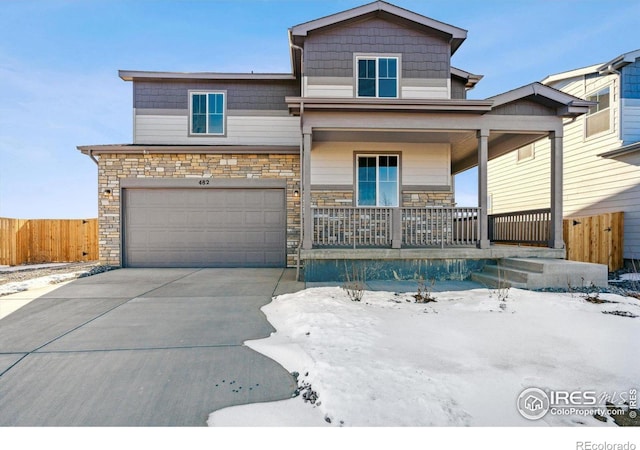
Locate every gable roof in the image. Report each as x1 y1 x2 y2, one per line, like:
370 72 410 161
488 82 594 117
289 1 467 53
542 49 640 85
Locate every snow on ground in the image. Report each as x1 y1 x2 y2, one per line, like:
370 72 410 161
620 272 640 282
209 286 640 427
0 271 87 297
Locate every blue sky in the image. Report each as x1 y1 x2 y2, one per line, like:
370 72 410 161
0 0 638 218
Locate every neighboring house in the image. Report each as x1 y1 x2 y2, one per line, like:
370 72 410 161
78 1 592 280
488 50 640 260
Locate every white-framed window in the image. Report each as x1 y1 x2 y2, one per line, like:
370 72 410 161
190 91 226 135
585 86 611 138
356 154 399 206
356 57 399 98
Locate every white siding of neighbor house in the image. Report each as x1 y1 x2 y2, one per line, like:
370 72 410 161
487 140 551 214
134 113 300 146
311 142 451 186
488 72 640 258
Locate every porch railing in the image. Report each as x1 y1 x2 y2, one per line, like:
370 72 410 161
402 207 479 247
488 208 551 244
312 207 392 247
311 207 480 248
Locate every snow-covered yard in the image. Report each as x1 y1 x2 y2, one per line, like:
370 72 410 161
0 271 88 297
209 285 640 427
0 262 107 297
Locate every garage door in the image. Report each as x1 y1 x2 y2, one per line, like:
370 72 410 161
123 188 286 268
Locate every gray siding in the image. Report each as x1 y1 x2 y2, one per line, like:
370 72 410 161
489 99 556 116
133 80 300 111
451 77 466 99
304 17 450 79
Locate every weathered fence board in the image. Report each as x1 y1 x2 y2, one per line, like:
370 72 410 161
563 212 624 271
0 218 98 266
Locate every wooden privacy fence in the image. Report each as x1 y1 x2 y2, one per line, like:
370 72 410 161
563 212 624 272
0 218 98 266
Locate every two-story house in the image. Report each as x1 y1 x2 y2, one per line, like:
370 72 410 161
78 1 594 282
487 49 640 262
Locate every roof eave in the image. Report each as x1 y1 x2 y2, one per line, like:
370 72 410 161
541 64 601 85
118 70 296 82
451 67 484 89
77 144 300 155
286 97 493 114
558 104 591 117
543 49 640 85
598 141 640 159
597 48 640 73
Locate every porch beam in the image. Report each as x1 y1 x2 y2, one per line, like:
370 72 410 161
549 130 564 249
302 132 313 250
477 129 490 249
302 112 563 134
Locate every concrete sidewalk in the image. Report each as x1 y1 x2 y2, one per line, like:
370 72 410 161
0 268 304 426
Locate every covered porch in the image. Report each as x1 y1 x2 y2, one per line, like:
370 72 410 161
286 84 592 277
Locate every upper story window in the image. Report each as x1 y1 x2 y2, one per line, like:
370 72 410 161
585 87 611 138
357 57 398 98
190 91 225 135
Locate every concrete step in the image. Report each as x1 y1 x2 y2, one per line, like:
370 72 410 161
482 264 531 283
470 272 527 290
499 257 546 273
472 258 608 290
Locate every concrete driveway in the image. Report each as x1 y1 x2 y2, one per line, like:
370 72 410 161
0 268 302 426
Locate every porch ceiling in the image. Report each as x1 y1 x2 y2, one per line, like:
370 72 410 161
312 129 549 174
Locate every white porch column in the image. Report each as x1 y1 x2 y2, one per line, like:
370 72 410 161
302 132 313 250
549 130 564 249
477 129 490 249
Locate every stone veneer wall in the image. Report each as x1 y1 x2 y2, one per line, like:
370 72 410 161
402 191 454 207
311 190 353 207
311 190 454 207
98 153 300 267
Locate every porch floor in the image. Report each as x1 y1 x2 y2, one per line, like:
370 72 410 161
301 244 565 261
